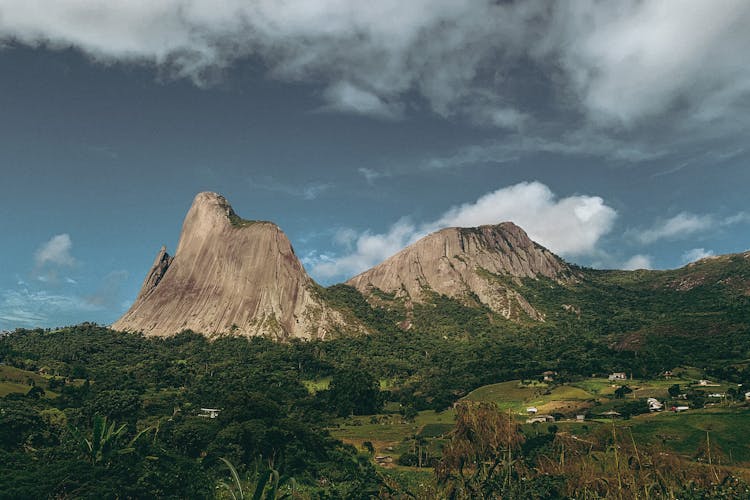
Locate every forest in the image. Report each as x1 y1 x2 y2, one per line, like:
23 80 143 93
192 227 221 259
2 306 749 498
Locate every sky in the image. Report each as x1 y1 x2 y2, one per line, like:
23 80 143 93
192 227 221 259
1 0 749 330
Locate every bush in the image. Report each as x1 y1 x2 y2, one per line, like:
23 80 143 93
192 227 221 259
397 452 418 466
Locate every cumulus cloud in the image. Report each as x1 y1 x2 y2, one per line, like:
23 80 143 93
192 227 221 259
2 1 748 129
311 219 417 280
537 0 750 126
622 254 653 271
34 233 75 268
310 181 617 280
681 248 714 264
432 182 617 255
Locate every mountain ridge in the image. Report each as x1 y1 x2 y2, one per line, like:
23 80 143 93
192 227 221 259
113 192 750 343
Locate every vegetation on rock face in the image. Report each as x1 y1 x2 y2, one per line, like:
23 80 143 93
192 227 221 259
226 210 264 228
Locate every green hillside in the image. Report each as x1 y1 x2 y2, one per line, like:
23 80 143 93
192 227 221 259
1 254 749 497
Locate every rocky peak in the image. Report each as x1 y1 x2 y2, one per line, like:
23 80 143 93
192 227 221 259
347 222 571 322
113 192 351 339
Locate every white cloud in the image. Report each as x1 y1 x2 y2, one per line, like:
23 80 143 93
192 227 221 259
3 1 747 130
0 288 97 329
333 228 359 249
537 1 750 126
301 183 332 201
425 127 666 170
312 219 416 280
681 248 714 264
723 212 750 226
633 210 750 245
322 81 401 119
310 181 616 280
0 0 530 120
34 233 75 268
358 167 390 185
635 213 713 245
622 254 653 271
432 182 616 256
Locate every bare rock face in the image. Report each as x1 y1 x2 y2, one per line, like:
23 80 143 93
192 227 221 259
113 192 348 339
346 223 571 322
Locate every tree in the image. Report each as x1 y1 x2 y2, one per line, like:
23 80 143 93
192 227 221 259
436 402 525 499
668 384 681 398
26 385 45 399
402 405 418 422
362 441 374 455
614 385 633 399
0 401 42 449
326 368 381 416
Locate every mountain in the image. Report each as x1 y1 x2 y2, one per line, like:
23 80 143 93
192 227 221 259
113 192 351 339
114 192 750 347
346 223 576 324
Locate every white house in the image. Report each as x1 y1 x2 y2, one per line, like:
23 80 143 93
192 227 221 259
526 415 555 424
698 380 719 387
608 372 627 381
526 407 538 414
199 408 221 419
647 398 663 411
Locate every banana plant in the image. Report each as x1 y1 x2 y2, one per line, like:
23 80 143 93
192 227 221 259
69 414 154 467
218 457 295 500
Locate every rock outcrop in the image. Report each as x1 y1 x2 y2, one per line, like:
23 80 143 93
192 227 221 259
113 192 349 339
346 223 572 322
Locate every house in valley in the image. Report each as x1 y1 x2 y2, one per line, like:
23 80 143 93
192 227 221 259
199 408 221 419
647 397 663 411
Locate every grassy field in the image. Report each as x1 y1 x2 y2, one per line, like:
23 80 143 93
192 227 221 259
463 379 597 415
627 409 750 463
332 372 750 479
0 365 59 398
330 408 455 462
0 380 35 397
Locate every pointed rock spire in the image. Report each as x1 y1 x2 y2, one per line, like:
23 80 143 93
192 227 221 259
113 192 350 339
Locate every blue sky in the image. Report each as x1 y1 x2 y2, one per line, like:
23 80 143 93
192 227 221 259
1 1 749 330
